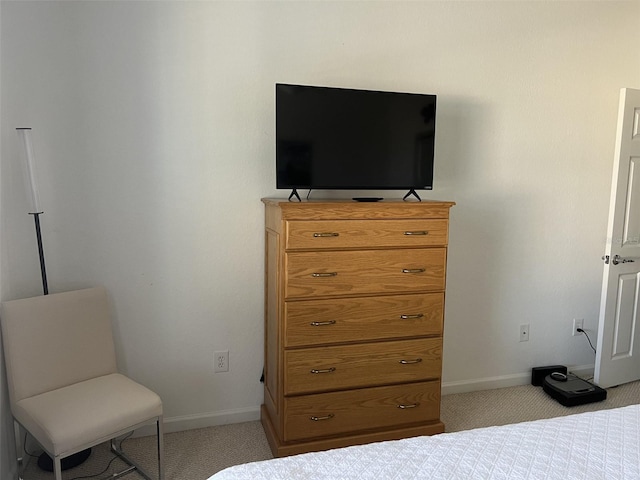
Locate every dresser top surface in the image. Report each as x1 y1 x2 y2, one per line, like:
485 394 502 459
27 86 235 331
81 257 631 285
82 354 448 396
262 198 455 206
262 198 455 221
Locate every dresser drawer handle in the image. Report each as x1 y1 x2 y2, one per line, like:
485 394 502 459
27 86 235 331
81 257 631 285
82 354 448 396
404 231 429 236
399 358 423 365
310 414 335 421
402 268 425 274
310 367 336 374
313 232 340 238
400 314 424 320
310 320 337 326
312 272 338 277
397 403 420 409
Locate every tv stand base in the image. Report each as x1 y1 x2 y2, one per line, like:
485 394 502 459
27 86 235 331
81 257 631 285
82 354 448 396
403 189 422 202
352 197 383 202
288 189 301 202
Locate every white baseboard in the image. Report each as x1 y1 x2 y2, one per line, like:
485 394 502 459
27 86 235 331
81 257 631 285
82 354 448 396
131 405 261 438
442 364 595 396
133 365 596 437
442 372 530 395
568 364 595 379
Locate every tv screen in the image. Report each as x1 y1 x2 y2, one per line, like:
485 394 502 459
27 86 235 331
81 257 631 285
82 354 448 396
276 84 436 193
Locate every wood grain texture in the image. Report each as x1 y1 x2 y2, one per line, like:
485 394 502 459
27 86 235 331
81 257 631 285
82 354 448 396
261 199 453 456
284 293 444 347
285 248 446 299
284 338 442 395
285 219 449 250
283 381 441 442
262 198 455 222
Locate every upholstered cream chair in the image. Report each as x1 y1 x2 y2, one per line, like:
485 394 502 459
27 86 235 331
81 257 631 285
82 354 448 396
0 286 164 480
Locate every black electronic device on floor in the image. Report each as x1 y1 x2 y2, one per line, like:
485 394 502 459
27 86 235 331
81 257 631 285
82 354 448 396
531 365 567 386
542 373 607 407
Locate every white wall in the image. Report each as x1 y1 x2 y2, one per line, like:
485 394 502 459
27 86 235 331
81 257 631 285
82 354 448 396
0 0 639 462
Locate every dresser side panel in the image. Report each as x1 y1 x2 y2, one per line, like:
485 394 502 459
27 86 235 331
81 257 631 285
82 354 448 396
264 228 282 435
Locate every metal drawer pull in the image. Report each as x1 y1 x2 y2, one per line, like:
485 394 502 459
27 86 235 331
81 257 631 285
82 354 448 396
400 314 424 320
397 403 420 409
402 268 425 274
312 272 338 277
310 367 336 374
404 231 429 236
310 414 335 421
399 358 423 365
313 232 339 237
310 320 337 326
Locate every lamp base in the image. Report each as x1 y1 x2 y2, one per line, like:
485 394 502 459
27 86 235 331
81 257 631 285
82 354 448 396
37 448 91 472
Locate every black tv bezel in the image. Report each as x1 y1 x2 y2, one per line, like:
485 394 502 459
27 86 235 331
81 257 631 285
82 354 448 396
275 83 436 191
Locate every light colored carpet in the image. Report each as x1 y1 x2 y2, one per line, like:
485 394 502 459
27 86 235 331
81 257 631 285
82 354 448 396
20 379 640 480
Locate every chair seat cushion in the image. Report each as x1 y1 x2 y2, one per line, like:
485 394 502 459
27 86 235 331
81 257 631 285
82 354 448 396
13 373 162 456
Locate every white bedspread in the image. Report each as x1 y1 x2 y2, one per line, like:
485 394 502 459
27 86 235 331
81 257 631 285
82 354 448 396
208 404 640 479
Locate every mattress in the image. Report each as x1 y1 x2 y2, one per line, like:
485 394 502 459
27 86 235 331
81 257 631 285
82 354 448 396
208 404 640 480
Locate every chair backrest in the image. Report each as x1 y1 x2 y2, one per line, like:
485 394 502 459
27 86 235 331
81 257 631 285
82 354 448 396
0 286 118 405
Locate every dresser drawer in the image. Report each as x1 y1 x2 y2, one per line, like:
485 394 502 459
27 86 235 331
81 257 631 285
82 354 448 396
286 219 449 250
284 338 441 395
285 248 446 299
284 380 440 442
285 293 443 347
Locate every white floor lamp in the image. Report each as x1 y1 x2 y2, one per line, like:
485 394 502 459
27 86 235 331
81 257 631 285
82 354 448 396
15 127 91 471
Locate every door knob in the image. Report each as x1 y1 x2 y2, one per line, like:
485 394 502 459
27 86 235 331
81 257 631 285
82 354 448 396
603 254 636 265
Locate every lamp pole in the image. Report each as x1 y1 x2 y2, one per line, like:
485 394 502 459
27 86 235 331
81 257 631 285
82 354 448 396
31 212 48 295
17 128 48 295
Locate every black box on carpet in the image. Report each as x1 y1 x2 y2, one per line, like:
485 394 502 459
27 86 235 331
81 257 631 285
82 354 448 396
542 373 607 407
531 365 567 386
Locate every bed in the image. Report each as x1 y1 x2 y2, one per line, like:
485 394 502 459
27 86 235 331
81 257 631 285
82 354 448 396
208 404 640 479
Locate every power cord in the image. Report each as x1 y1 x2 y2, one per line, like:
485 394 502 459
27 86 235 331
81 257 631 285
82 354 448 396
60 431 135 480
577 328 597 354
67 455 120 480
23 433 40 458
21 430 135 480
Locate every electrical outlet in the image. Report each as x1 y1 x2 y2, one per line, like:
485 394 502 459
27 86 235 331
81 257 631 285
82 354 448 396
214 350 229 373
520 324 529 342
573 319 584 336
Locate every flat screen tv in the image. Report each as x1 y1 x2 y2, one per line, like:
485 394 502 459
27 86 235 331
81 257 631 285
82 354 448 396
276 83 436 200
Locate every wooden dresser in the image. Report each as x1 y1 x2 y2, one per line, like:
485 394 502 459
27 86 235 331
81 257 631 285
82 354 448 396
261 198 455 457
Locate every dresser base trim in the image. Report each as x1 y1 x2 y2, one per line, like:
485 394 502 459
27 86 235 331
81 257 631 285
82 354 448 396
261 404 444 457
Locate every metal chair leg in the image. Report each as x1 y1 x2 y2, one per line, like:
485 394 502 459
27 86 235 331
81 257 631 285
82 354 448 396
110 416 165 480
157 415 165 480
53 456 63 480
13 420 24 480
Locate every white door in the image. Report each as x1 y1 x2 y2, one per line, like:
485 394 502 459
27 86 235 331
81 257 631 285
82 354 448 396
595 88 640 388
